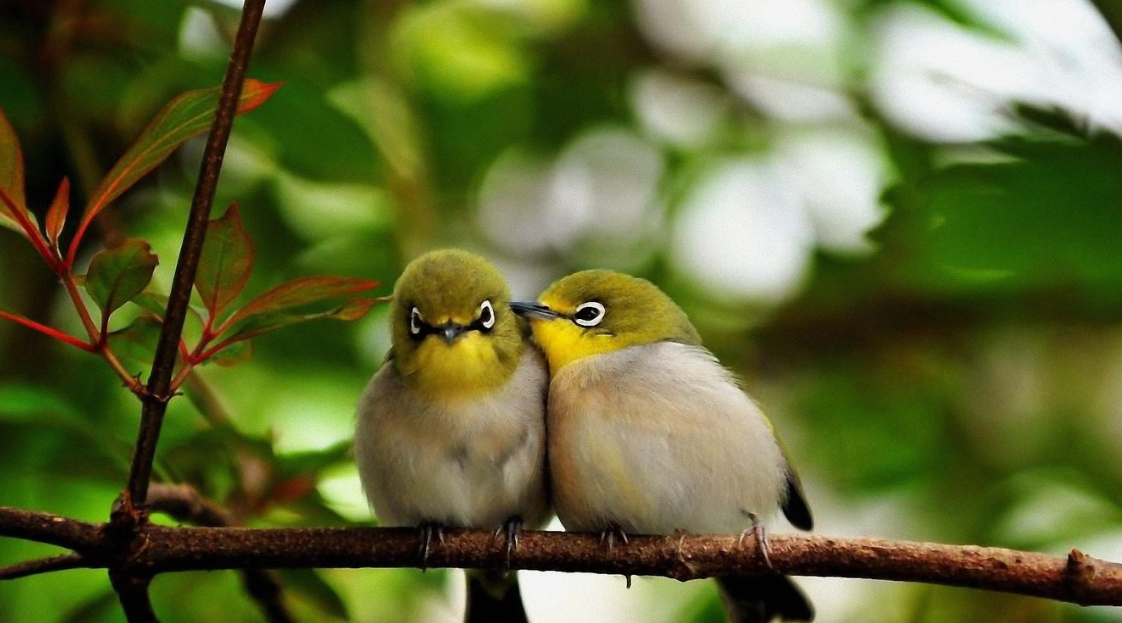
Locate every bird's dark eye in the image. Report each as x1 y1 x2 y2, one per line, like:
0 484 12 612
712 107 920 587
409 307 423 335
573 302 605 327
479 300 495 330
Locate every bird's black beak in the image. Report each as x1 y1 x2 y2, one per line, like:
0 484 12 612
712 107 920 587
509 301 561 320
439 324 467 343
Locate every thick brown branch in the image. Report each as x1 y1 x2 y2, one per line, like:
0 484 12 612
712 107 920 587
131 529 1122 606
0 553 91 580
122 0 268 511
0 506 108 553
3 507 1120 607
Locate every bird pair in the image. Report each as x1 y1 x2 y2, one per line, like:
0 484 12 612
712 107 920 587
354 249 814 623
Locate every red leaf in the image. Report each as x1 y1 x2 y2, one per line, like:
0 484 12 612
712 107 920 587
332 297 382 321
0 187 38 242
272 475 316 503
0 108 55 268
45 177 70 251
207 340 253 367
195 203 254 320
225 276 380 327
202 297 384 363
67 79 282 265
0 106 27 231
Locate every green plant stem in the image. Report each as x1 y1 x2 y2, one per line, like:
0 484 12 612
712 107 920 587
60 272 99 341
167 363 194 393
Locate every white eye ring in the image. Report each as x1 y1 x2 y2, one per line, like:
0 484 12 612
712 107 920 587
572 301 605 327
409 307 423 335
479 300 496 329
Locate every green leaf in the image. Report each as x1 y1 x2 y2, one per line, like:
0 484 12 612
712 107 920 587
919 133 1122 289
70 79 281 259
45 176 70 250
224 276 380 330
130 290 169 318
106 315 164 368
0 383 77 423
85 239 160 317
59 588 119 623
0 105 28 234
245 78 380 184
196 203 254 319
130 290 207 327
0 383 131 480
273 440 353 481
275 569 349 620
206 339 252 367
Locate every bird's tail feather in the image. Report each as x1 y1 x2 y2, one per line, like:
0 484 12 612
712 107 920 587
465 569 530 623
716 574 814 623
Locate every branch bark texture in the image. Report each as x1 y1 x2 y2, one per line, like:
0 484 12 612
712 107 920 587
3 506 1120 608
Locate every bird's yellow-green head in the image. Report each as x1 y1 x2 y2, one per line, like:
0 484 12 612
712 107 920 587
512 269 700 374
389 249 524 398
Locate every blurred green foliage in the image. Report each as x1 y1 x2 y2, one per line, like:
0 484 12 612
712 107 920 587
2 0 1122 622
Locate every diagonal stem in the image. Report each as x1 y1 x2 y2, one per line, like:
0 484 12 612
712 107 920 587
121 0 268 513
147 484 294 623
111 1 268 621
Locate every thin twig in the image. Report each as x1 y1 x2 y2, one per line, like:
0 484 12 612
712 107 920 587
3 506 1121 607
122 0 268 512
60 272 99 343
0 553 90 580
58 271 145 393
147 484 294 623
240 568 296 623
148 484 234 528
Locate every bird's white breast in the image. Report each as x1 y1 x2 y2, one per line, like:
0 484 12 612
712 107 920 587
354 349 549 529
548 341 787 535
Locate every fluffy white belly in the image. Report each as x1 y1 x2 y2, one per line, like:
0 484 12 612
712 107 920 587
549 342 787 535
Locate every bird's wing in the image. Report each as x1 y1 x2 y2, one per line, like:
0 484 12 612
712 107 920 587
781 458 813 531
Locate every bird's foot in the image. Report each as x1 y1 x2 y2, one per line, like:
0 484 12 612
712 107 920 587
417 521 446 568
493 516 523 564
738 512 773 570
599 522 630 553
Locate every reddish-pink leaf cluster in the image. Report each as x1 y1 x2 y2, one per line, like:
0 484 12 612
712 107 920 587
185 203 382 368
1 78 384 389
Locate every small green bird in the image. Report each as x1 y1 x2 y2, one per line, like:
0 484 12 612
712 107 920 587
354 249 549 621
512 269 814 623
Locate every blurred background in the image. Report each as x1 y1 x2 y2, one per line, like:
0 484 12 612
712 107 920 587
2 0 1122 621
